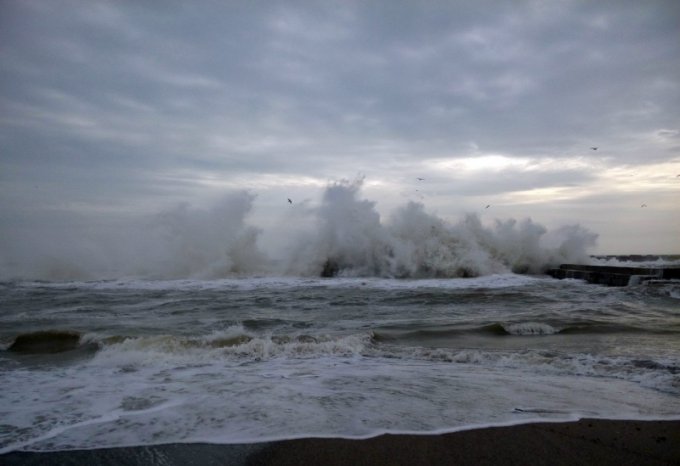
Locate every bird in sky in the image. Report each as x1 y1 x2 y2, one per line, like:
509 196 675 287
287 198 292 204
485 205 490 209
417 177 425 181
641 204 647 208
590 147 598 150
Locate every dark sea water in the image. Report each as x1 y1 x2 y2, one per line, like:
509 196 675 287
1 274 679 453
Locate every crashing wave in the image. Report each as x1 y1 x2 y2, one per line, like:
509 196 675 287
0 178 598 280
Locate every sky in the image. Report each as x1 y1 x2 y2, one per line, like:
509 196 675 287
1 0 679 262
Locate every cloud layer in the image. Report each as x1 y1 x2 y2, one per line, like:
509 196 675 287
1 0 679 259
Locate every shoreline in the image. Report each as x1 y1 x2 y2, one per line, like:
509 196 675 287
2 418 678 465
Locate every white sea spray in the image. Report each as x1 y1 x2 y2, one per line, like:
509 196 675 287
0 179 598 281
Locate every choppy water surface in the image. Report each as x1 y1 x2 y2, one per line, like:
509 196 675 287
1 274 679 452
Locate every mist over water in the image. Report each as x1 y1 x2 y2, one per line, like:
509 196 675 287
0 179 598 281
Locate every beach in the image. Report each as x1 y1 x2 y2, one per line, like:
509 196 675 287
2 419 678 465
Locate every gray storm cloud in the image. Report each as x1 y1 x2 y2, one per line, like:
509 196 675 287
0 0 678 259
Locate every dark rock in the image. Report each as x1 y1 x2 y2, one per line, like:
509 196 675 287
321 259 340 277
8 330 81 354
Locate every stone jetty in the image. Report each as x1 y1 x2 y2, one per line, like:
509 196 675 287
547 263 680 286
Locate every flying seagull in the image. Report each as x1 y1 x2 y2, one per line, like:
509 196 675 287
287 198 292 204
590 147 598 150
485 205 490 209
641 203 647 208
417 177 425 181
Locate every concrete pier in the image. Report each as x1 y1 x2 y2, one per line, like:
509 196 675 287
547 264 680 286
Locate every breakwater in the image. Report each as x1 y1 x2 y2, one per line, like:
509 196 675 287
590 254 680 262
547 264 680 286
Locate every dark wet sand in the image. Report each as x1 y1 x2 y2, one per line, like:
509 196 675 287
2 419 678 465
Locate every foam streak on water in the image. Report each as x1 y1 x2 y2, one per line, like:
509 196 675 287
1 274 679 452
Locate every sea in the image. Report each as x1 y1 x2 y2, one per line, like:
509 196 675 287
1 272 679 454
1 183 679 453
